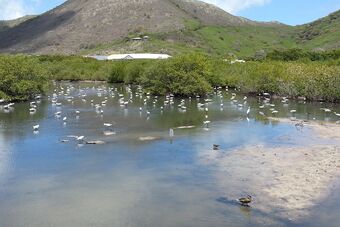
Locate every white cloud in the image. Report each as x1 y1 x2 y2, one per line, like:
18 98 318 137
201 0 271 13
0 0 26 20
0 0 42 20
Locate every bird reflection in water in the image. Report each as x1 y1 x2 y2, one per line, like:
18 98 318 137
216 197 252 220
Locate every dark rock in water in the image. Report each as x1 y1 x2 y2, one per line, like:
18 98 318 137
86 140 106 145
213 144 220 150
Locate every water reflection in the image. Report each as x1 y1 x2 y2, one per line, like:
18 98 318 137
0 132 12 182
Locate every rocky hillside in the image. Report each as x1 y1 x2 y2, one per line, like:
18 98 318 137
0 0 258 54
0 0 338 56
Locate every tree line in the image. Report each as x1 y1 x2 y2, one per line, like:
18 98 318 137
0 49 339 102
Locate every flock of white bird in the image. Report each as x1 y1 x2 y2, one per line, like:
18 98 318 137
1 84 340 141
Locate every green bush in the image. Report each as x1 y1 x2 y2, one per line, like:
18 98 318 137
139 54 213 96
0 55 49 101
266 49 340 62
38 55 111 81
0 53 339 102
108 61 127 83
124 60 150 84
216 60 340 101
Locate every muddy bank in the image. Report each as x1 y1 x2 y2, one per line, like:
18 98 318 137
268 117 340 141
198 118 340 222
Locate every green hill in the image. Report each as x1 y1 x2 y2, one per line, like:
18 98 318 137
82 21 297 58
0 0 338 57
80 10 340 58
0 15 35 32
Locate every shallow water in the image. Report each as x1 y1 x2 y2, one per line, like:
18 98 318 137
0 82 339 227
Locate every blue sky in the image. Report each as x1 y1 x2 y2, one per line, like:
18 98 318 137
0 0 339 25
237 0 340 25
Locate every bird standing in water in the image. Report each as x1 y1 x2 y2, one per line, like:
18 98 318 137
169 128 174 138
239 195 252 206
33 125 40 131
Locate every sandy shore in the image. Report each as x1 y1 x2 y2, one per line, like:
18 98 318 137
199 118 340 222
268 117 340 141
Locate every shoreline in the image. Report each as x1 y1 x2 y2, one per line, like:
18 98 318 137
1 80 340 104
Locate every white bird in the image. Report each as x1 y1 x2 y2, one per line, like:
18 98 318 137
169 128 174 137
63 117 67 121
203 120 211 127
77 136 85 140
290 109 297 113
246 107 250 115
33 125 39 131
67 135 84 141
104 123 113 127
321 108 332 113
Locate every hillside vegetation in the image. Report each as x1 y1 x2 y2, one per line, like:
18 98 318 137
81 10 340 58
82 22 297 58
297 10 340 50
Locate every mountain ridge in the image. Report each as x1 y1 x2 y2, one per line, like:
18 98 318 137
0 0 338 56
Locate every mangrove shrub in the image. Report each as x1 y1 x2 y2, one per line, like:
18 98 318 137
0 55 49 101
139 54 213 96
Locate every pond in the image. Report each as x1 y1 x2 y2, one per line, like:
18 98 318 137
0 82 339 227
